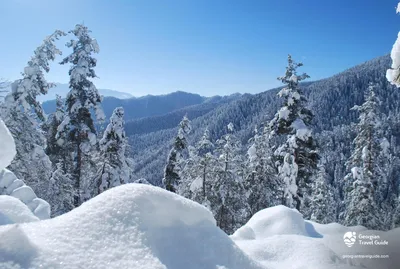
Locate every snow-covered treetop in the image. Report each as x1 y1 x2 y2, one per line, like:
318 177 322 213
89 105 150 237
174 115 191 151
61 24 105 122
99 107 126 151
216 123 242 164
269 55 312 136
277 54 309 89
5 30 65 121
178 115 191 138
227 122 234 132
197 127 214 157
351 84 381 128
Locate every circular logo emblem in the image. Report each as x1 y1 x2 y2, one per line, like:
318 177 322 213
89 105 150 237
343 232 357 247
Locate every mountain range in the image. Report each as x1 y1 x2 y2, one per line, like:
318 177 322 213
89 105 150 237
40 83 133 102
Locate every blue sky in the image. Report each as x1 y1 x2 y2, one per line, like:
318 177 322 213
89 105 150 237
0 0 399 97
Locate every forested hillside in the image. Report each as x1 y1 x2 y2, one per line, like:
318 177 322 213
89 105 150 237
132 55 400 188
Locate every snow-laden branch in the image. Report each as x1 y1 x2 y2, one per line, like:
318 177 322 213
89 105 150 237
386 3 400 87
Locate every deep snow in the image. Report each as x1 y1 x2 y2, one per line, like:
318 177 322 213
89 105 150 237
1 184 399 269
0 184 263 269
232 205 400 269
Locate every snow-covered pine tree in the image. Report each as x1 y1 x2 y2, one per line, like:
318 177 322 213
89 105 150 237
0 30 65 202
48 159 74 217
377 137 400 228
244 125 279 218
212 123 248 234
163 115 191 193
309 162 336 224
342 85 384 229
5 30 66 121
180 127 215 207
268 55 318 211
96 107 132 194
56 24 105 207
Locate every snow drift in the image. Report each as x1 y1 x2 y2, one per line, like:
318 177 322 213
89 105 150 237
232 206 400 269
0 196 39 226
0 169 50 220
0 184 263 269
0 183 399 269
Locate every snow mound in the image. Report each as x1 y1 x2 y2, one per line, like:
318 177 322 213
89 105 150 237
0 169 50 220
0 184 263 269
231 205 400 269
0 196 39 225
232 205 307 240
0 119 16 171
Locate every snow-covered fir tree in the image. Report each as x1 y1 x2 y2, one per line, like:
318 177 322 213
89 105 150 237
180 127 215 208
47 159 74 217
211 123 248 234
56 24 105 207
342 85 384 229
244 125 279 218
163 115 191 193
0 30 64 202
309 162 336 224
5 30 65 121
96 107 132 194
269 55 318 211
377 137 400 228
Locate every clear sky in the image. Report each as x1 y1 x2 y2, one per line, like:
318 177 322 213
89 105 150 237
0 0 399 97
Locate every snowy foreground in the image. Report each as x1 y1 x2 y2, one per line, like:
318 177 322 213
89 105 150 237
0 184 399 269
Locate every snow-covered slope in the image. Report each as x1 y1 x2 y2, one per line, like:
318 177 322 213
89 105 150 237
0 184 263 269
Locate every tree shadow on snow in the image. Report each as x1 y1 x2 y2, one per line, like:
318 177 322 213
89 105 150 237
142 220 262 269
305 222 323 238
